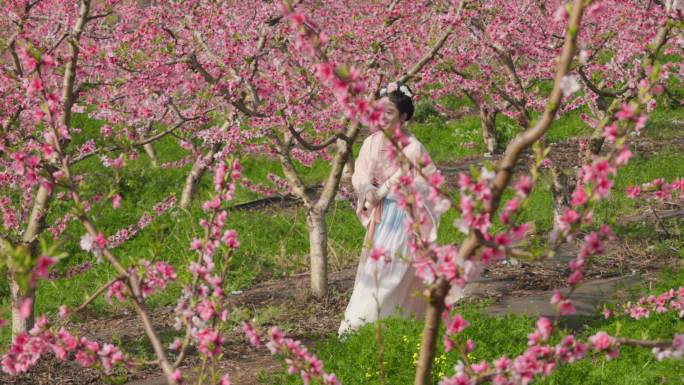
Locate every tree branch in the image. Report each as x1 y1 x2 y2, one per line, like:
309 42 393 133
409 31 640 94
69 118 186 165
397 27 454 84
286 121 346 151
73 276 122 314
270 128 314 208
414 1 587 383
578 66 627 98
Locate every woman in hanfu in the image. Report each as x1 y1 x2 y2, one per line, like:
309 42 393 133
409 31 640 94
338 82 447 336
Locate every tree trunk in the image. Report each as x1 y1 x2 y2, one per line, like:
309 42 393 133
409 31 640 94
10 184 52 335
549 166 575 243
414 279 448 385
179 144 221 210
480 107 498 155
143 143 159 168
307 209 328 297
341 155 354 185
141 122 159 167
9 274 35 336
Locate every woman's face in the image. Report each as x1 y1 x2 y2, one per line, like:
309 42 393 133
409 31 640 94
379 96 405 130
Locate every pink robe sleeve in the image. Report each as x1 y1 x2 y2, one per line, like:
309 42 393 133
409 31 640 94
351 135 378 228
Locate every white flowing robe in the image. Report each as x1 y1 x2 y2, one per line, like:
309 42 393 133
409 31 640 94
339 131 441 336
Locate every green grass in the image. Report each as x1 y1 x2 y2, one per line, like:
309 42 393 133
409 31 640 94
0 113 361 345
1 99 682 365
547 108 594 143
263 268 684 385
412 115 487 163
642 107 684 140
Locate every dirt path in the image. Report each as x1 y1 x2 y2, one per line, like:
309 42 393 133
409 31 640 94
233 135 684 212
2 236 677 385
2 135 682 385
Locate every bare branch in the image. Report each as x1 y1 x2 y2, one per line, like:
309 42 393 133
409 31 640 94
414 1 587 383
69 119 186 165
286 122 345 151
578 66 627 98
269 128 314 208
73 276 122 314
397 27 454 84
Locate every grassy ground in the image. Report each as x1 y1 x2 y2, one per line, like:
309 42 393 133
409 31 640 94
1 99 682 381
264 267 684 385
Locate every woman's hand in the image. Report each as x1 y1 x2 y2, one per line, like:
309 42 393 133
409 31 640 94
365 189 381 208
376 169 403 199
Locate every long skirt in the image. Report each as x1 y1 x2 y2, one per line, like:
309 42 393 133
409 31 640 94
338 197 426 336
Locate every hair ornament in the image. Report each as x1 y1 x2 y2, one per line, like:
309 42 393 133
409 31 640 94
378 82 412 98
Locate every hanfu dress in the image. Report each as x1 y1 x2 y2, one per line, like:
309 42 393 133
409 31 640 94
338 131 443 336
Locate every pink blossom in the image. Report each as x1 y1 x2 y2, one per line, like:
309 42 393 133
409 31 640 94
553 4 568 22
603 307 612 319
197 299 216 322
446 314 469 335
169 338 182 351
107 280 127 302
41 54 56 68
615 103 634 120
537 317 553 340
626 186 641 199
458 173 472 190
370 247 389 263
243 322 261 347
472 360 489 374
27 78 43 96
587 2 606 17
429 170 444 188
221 229 240 248
494 232 511 247
571 186 588 206
615 147 633 166
635 115 648 131
111 194 122 209
494 356 510 372
588 331 615 351
515 175 533 197
559 209 580 230
59 305 70 319
559 299 576 315
197 328 223 357
101 125 112 138
315 62 336 82
19 298 33 320
567 271 583 286
171 370 184 383
95 233 107 249
466 339 475 352
34 256 56 278
190 238 203 250
603 123 618 142
629 306 649 319
440 374 472 385
112 155 124 169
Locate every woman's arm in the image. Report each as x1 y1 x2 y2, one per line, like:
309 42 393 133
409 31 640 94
352 135 379 211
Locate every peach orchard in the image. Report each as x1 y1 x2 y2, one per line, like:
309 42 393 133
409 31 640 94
0 1 683 385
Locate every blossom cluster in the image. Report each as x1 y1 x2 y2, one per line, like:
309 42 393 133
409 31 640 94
2 316 129 376
244 324 340 385
626 177 684 201
169 159 242 380
619 287 684 320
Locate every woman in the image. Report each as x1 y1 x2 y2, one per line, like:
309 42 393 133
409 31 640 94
338 82 442 336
